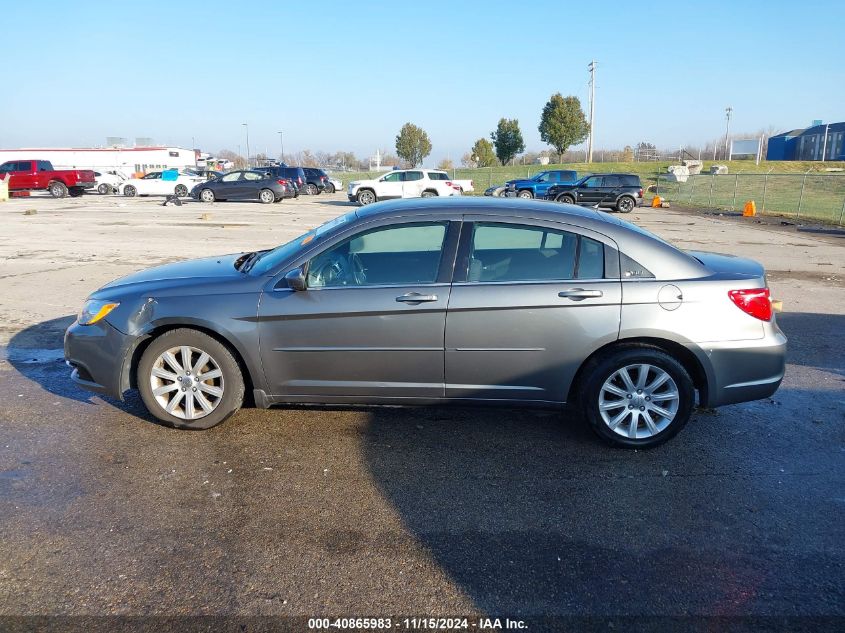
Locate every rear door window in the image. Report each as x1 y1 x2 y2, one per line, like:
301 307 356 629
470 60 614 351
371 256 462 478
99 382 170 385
403 171 424 181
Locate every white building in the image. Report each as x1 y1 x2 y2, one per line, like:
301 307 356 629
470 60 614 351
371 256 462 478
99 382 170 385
0 146 198 177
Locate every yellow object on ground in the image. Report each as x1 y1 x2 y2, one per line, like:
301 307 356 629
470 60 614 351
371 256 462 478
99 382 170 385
743 200 757 216
651 196 662 207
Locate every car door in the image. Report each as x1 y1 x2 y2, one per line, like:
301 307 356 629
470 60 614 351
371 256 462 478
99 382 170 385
11 161 37 190
136 172 161 195
213 171 244 198
375 172 403 199
596 175 622 207
402 170 425 198
444 217 621 402
575 175 604 205
240 171 264 200
533 171 555 197
257 218 460 400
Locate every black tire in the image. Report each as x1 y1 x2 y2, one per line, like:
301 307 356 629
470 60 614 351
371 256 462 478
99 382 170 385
137 328 245 430
68 187 84 197
420 190 437 198
49 181 68 198
123 185 137 197
580 347 694 449
306 183 318 195
325 183 335 194
174 184 188 197
357 189 376 205
555 194 575 205
97 183 111 195
200 188 215 203
616 195 635 213
517 189 533 199
259 188 274 204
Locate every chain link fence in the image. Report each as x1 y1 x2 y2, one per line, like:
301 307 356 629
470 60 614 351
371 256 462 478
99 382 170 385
654 173 845 224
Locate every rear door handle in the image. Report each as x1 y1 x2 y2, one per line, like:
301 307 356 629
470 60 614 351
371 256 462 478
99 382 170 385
396 292 438 303
558 289 603 300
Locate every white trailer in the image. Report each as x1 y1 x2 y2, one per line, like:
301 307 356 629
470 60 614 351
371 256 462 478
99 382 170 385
0 147 198 178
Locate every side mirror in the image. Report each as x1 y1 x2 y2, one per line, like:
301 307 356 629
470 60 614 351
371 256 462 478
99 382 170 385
284 266 307 291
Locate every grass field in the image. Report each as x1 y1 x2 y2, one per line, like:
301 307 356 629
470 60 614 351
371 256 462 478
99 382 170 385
330 160 845 224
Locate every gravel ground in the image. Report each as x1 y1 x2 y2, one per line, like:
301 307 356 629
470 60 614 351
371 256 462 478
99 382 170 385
0 193 842 631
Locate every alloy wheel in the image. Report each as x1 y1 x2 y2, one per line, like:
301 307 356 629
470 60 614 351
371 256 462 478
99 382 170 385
598 363 680 439
149 345 224 420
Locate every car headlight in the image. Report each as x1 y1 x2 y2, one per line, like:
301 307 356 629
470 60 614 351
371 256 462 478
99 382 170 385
78 299 119 325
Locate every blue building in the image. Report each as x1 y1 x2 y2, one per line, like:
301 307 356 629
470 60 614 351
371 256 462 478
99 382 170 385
767 122 845 161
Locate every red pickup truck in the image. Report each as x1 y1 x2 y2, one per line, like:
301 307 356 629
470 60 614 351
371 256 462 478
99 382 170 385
0 160 96 198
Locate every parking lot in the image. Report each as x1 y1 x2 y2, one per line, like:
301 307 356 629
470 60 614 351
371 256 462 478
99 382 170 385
1 193 843 626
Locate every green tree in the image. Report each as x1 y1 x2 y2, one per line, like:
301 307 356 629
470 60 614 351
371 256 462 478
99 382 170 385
538 93 590 162
491 118 525 166
470 138 497 167
395 123 432 167
437 158 454 170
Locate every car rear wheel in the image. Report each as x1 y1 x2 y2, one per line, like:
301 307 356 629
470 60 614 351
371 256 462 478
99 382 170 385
49 181 68 198
617 196 635 213
306 183 318 195
200 189 215 203
357 189 376 205
123 185 137 197
325 183 335 194
517 190 533 199
581 347 694 448
174 184 188 197
137 328 244 430
97 183 111 195
420 190 437 198
555 194 575 205
259 188 274 204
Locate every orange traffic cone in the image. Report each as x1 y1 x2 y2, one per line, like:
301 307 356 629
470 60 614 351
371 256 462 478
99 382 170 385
743 200 756 217
651 196 662 208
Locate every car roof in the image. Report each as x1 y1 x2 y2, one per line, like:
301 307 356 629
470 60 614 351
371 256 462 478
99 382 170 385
354 197 707 280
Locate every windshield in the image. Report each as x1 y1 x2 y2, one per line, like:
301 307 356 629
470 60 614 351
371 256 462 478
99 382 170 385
248 211 356 275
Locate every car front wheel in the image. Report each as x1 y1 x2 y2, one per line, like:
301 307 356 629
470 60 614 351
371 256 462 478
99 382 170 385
357 189 376 205
123 185 137 197
137 328 244 430
581 347 694 448
555 194 575 204
517 190 533 199
200 189 215 202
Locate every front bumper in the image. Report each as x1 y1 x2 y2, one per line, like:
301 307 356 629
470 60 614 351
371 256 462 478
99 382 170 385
696 324 787 408
64 319 137 400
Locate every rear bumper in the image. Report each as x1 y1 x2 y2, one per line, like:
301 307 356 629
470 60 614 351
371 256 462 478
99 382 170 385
73 181 96 189
694 325 787 408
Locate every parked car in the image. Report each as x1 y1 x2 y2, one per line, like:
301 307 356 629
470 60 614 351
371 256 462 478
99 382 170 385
64 197 786 448
254 166 306 194
0 160 96 198
546 173 643 213
93 170 127 194
484 185 507 197
190 170 295 203
427 171 474 193
119 170 204 198
326 177 342 194
348 169 461 205
302 167 329 195
503 169 579 199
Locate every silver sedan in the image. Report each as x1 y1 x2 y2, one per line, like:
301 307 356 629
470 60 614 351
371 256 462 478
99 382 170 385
64 198 786 448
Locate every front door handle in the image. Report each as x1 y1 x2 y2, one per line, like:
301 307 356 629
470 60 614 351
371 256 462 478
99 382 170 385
396 292 438 303
558 288 603 300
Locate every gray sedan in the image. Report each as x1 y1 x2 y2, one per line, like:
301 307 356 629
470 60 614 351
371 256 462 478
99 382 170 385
64 198 786 448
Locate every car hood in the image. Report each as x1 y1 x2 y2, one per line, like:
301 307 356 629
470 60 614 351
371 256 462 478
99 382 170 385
98 254 246 293
505 178 538 186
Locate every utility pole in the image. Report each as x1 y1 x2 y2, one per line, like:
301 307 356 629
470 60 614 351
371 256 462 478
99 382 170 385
242 123 250 168
821 123 830 161
278 131 284 164
587 60 597 163
724 106 732 161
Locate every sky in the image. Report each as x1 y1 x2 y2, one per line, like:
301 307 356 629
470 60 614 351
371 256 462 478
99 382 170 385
2 0 843 164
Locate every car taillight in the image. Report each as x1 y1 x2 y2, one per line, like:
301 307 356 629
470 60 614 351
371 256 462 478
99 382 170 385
277 179 288 185
728 288 771 321
638 188 643 197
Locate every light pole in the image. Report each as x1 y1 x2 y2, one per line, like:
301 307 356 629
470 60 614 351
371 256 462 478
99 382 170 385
587 60 597 163
724 106 732 161
242 123 250 168
278 131 284 164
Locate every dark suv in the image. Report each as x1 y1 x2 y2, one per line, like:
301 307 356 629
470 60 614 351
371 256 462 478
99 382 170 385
254 166 307 195
546 173 643 213
302 168 329 195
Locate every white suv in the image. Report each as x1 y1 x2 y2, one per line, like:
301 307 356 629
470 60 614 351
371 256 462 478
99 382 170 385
347 169 461 205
